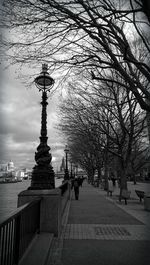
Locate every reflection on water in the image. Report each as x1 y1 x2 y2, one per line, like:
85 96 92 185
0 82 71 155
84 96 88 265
0 178 63 223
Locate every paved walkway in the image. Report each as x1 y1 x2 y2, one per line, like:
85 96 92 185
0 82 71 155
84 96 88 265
47 181 150 265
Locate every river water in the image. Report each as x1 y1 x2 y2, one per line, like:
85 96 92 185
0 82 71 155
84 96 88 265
0 178 63 223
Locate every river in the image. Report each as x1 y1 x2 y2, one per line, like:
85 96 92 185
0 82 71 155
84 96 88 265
0 178 63 223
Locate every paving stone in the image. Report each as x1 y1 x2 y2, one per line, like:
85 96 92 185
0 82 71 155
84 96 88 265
49 182 150 265
62 240 150 265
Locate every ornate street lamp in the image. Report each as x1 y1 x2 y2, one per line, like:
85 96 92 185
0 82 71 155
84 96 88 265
64 145 69 180
29 64 55 190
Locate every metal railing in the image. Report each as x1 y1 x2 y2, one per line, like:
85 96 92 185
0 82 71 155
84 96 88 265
0 199 41 265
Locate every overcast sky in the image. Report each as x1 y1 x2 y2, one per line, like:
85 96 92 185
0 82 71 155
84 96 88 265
0 0 67 172
0 64 66 171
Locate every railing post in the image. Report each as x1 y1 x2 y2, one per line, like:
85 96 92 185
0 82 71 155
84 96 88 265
13 215 21 265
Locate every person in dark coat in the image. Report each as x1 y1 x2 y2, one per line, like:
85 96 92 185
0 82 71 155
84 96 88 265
73 177 80 200
78 176 84 187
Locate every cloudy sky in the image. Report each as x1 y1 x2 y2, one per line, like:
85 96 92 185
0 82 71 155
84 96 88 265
0 0 67 172
0 64 66 171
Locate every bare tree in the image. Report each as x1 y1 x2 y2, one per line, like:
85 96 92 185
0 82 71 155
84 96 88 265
58 91 98 177
59 73 146 194
1 0 150 111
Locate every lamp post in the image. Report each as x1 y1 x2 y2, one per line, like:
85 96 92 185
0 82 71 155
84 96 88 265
75 164 78 176
64 145 69 180
70 160 73 179
29 64 55 190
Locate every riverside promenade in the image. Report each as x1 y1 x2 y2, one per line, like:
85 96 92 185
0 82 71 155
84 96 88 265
47 181 150 265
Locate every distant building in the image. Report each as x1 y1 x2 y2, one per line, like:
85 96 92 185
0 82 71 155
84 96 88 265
60 157 65 172
0 160 29 181
0 160 16 181
54 157 65 179
0 160 15 175
7 160 15 172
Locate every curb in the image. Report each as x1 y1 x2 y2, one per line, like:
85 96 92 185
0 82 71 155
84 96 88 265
45 190 73 265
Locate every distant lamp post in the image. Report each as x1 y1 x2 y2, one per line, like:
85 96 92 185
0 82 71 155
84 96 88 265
75 164 78 176
70 160 73 179
64 145 69 180
29 64 55 190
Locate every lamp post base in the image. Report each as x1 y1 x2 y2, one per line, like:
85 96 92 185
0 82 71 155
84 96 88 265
64 168 69 181
28 164 55 190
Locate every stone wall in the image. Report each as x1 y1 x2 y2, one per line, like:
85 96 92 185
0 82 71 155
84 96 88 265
17 182 71 237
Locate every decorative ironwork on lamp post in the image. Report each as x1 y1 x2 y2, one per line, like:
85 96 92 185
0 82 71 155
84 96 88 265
29 64 55 190
64 145 69 180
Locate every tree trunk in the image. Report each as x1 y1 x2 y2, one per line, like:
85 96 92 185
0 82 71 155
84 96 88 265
97 167 102 187
104 163 109 190
133 175 137 185
119 167 128 201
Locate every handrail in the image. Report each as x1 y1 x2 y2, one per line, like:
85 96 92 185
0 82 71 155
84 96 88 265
0 198 41 265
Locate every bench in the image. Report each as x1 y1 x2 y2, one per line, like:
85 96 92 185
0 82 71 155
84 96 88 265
135 190 145 202
120 189 131 205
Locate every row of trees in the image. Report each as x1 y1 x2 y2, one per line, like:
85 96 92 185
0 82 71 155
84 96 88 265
59 73 148 193
0 0 150 192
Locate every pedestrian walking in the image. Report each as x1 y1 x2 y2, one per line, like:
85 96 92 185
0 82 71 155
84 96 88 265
111 174 116 187
107 178 114 196
73 177 80 200
78 176 84 187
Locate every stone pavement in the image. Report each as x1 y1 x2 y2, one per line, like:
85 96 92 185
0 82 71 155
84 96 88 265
47 181 150 265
